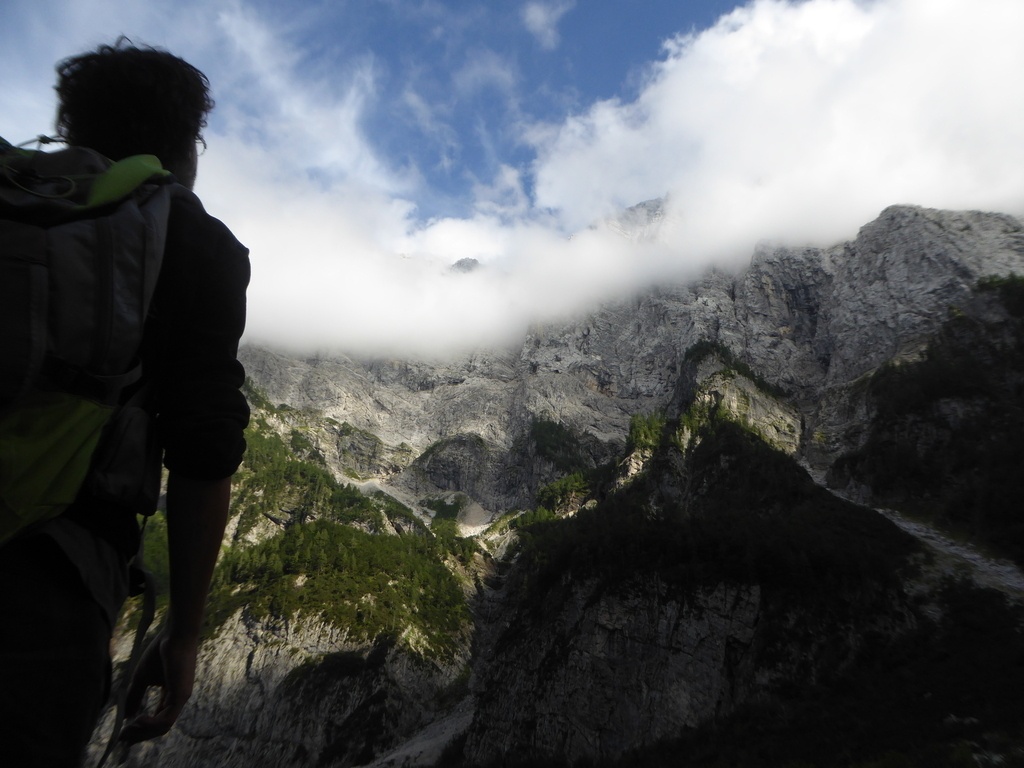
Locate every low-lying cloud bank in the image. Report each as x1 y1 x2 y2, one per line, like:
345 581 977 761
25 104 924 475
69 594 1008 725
3 0 1023 357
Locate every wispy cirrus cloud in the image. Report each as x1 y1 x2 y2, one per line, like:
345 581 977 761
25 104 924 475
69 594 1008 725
522 0 577 50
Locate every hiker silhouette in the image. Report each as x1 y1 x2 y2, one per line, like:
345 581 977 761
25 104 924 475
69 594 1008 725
0 39 250 768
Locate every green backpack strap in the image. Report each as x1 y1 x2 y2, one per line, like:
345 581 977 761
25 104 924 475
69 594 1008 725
1 136 171 210
86 154 170 209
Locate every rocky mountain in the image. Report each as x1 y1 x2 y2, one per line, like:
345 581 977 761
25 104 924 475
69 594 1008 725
237 205 1024 514
97 204 1024 768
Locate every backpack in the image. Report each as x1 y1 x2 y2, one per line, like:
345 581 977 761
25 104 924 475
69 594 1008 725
0 136 174 546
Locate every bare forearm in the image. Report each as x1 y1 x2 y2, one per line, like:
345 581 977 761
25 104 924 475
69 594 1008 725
164 473 231 641
122 473 232 742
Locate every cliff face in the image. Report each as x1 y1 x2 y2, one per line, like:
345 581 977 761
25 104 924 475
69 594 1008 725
459 381 922 768
98 205 1024 768
241 205 1024 510
109 612 469 768
464 581 764 765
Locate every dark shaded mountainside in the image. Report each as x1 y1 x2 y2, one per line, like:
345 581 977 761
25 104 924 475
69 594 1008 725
99 205 1024 768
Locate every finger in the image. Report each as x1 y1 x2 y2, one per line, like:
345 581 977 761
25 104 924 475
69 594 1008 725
123 679 146 719
123 664 157 718
124 642 165 717
119 705 179 745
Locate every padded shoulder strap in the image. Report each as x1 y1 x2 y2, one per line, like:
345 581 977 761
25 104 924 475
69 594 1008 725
1 137 171 213
86 155 170 209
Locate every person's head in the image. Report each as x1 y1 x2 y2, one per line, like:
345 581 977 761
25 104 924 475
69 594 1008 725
55 39 214 189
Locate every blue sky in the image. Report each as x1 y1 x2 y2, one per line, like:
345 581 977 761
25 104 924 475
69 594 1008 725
3 0 1023 355
278 0 744 219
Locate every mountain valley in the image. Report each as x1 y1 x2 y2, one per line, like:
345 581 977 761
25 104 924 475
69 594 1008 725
96 204 1024 768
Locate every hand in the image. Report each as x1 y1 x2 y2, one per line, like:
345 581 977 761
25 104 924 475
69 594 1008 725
119 474 230 745
120 628 200 744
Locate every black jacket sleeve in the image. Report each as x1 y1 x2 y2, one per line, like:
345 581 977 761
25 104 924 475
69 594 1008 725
146 190 251 481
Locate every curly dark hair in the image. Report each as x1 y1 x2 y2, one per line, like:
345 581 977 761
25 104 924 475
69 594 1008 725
55 38 215 167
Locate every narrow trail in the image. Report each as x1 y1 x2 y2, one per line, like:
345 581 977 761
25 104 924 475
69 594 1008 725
809 470 1024 601
873 505 1024 600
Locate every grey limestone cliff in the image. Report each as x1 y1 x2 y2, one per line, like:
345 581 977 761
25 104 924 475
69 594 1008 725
104 612 468 768
242 204 1024 510
463 580 763 765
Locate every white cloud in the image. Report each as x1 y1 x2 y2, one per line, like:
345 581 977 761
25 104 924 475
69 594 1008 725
522 0 577 50
529 0 1024 262
401 87 458 174
213 4 409 195
452 49 518 98
471 164 531 219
